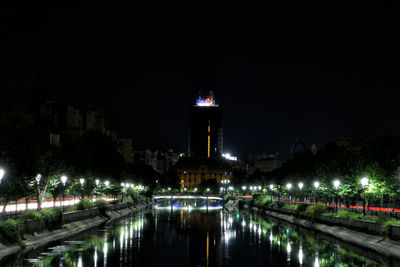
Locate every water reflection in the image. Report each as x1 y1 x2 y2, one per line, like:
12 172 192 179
1 208 390 266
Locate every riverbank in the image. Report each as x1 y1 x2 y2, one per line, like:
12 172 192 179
243 202 400 263
0 200 152 261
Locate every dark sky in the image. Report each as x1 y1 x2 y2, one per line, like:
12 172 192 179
2 5 400 157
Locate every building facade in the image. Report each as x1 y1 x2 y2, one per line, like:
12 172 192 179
176 157 232 188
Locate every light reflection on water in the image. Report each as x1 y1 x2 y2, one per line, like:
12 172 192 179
0 208 390 266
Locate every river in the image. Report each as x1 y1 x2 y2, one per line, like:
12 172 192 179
0 207 388 266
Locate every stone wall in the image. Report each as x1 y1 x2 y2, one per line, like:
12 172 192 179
62 207 100 225
248 203 400 241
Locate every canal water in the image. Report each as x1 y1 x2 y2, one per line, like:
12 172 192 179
0 207 390 266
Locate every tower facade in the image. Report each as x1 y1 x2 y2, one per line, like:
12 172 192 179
189 91 223 158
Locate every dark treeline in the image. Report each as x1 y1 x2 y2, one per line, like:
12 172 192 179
245 137 400 209
0 101 176 211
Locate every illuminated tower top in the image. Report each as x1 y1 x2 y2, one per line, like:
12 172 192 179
189 91 223 158
195 91 219 107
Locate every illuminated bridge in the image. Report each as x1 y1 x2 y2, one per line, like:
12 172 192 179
153 195 223 209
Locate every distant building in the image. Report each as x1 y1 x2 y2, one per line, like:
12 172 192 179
335 136 366 153
247 153 288 175
289 138 308 157
38 101 106 144
189 91 223 158
118 138 134 163
134 148 182 174
176 157 232 188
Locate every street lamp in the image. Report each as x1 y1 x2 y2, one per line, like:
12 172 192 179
0 168 5 183
60 176 68 208
361 177 369 216
298 182 304 202
298 183 303 190
314 181 320 189
194 188 197 192
61 176 67 186
333 180 340 212
314 181 320 204
79 178 85 200
35 174 42 184
287 183 292 203
269 184 274 202
95 179 100 186
333 180 340 190
104 180 110 187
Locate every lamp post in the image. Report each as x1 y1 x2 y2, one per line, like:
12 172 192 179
104 180 110 199
269 184 274 202
80 178 85 200
0 168 5 183
287 183 292 203
333 180 340 212
361 177 369 216
35 174 41 185
61 176 68 209
314 181 320 204
298 182 304 202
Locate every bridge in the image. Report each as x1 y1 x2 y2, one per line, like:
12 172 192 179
153 195 223 209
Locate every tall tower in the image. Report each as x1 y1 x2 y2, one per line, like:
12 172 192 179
189 91 223 158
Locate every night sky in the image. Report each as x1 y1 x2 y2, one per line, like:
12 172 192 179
1 6 400 157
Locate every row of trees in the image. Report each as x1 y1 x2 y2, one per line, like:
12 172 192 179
245 137 400 210
0 102 160 211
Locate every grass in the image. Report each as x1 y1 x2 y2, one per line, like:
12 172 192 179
305 203 328 219
283 203 295 210
0 219 24 246
18 210 44 222
336 210 363 220
293 203 308 212
95 199 110 209
326 210 400 235
77 198 95 210
123 196 133 204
